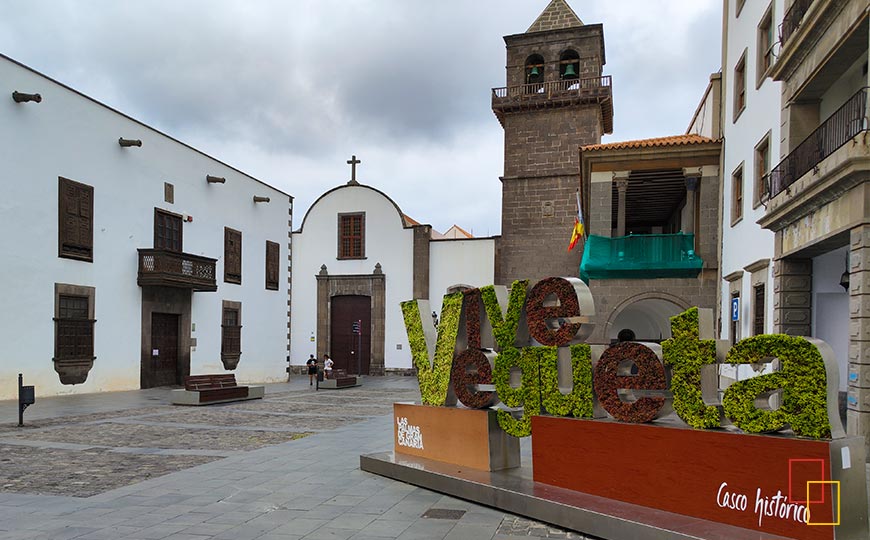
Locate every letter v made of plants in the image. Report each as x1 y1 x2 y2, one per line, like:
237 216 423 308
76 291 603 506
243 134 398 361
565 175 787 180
480 280 529 350
400 293 463 406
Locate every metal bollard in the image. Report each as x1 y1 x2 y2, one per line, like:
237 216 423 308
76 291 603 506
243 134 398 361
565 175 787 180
18 374 35 427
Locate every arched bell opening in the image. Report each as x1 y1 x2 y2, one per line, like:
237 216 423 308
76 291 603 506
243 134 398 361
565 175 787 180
525 54 545 85
559 50 580 81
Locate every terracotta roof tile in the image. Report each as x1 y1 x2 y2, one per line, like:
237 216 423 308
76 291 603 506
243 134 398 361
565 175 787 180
402 214 421 226
581 134 718 152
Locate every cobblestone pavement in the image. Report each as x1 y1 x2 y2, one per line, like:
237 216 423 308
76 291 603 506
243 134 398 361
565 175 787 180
0 378 593 539
0 382 419 498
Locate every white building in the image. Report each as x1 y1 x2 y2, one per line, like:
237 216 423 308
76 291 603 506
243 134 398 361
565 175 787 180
290 180 495 375
0 54 293 399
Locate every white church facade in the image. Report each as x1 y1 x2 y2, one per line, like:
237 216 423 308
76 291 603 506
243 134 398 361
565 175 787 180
289 179 495 375
0 54 293 399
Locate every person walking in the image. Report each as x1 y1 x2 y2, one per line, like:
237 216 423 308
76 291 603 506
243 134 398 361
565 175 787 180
306 354 318 386
323 354 334 379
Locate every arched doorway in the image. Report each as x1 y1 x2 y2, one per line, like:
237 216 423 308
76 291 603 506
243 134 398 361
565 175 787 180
608 297 685 343
330 295 372 375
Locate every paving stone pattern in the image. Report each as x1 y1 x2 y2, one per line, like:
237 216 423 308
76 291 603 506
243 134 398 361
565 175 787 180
0 378 596 539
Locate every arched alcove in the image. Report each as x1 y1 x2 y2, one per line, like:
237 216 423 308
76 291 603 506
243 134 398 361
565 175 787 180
608 297 686 343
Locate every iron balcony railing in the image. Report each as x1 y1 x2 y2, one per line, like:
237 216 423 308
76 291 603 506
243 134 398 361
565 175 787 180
492 75 611 101
779 0 813 45
138 248 218 291
769 87 868 198
579 233 703 281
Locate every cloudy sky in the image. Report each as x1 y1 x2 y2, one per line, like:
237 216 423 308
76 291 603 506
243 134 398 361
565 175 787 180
0 0 721 236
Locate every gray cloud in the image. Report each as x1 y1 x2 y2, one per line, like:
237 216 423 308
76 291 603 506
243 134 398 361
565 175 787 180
0 0 721 235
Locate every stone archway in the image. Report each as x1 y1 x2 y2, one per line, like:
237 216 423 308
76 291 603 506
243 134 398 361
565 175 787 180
604 293 690 343
315 264 386 375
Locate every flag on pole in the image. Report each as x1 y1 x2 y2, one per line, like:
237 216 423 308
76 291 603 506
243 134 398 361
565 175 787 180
568 190 585 251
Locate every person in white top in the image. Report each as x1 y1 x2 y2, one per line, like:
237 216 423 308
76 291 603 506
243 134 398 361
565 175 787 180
323 354 334 379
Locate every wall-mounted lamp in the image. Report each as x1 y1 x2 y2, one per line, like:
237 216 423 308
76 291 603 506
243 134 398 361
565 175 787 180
118 138 142 147
182 213 194 223
12 91 41 103
253 196 271 203
206 175 226 184
840 253 850 291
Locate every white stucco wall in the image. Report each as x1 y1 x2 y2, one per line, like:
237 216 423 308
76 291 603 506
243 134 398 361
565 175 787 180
290 185 415 370
719 0 783 340
0 55 291 399
812 247 851 391
428 239 496 316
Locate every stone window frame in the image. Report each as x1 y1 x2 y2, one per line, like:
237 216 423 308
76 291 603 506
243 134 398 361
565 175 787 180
58 176 94 263
54 283 96 362
744 258 770 336
731 162 745 226
733 49 747 123
753 131 771 209
337 212 366 260
224 227 242 284
265 240 280 291
756 3 775 88
221 300 242 367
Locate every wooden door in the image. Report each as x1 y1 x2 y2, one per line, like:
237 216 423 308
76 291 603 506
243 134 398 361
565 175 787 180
150 313 179 387
329 295 371 375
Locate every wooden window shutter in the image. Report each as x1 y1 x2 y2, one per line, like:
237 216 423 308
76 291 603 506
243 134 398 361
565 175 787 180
224 227 242 284
58 177 94 261
265 241 279 290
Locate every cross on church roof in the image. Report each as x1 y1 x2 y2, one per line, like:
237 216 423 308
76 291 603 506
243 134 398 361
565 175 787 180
347 155 361 185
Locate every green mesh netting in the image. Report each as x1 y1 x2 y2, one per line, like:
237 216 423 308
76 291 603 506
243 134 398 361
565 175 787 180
579 233 703 281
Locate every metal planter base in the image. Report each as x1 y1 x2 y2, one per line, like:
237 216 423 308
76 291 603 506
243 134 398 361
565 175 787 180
360 451 792 540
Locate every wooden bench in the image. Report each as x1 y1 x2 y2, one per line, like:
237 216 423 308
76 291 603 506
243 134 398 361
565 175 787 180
171 374 264 405
320 369 361 389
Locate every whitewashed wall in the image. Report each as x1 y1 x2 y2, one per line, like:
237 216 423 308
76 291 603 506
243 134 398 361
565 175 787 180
0 55 291 399
428 238 496 316
290 185 415 370
719 0 783 341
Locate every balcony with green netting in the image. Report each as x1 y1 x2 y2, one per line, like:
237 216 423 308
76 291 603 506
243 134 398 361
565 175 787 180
579 233 703 281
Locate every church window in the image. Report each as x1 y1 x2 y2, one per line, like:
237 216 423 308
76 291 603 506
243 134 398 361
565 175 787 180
265 240 280 290
731 163 744 225
154 209 183 252
58 177 93 262
753 132 770 208
757 5 774 84
525 54 544 85
338 213 365 259
733 51 746 121
54 284 95 362
221 301 242 364
559 50 580 81
224 227 242 284
753 284 765 336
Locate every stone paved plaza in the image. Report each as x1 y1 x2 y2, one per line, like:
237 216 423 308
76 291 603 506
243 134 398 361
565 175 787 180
0 377 591 540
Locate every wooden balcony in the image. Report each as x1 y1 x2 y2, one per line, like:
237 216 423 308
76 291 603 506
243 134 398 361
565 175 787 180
138 249 217 292
492 76 613 134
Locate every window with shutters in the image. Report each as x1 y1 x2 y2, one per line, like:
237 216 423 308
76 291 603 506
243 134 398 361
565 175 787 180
731 163 744 225
221 301 241 363
224 227 242 284
757 4 774 85
338 213 365 259
154 209 183 252
58 177 94 262
753 284 765 336
733 51 746 122
754 133 771 208
54 284 95 361
265 241 280 290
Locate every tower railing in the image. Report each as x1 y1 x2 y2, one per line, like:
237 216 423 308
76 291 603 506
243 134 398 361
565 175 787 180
492 75 612 100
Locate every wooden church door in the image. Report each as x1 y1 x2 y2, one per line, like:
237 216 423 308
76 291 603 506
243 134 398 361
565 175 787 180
329 295 371 375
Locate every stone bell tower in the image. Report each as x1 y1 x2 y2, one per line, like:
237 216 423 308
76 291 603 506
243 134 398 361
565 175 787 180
493 0 613 285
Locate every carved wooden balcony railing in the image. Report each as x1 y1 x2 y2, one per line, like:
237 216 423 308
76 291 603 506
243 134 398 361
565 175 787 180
769 87 867 198
779 0 813 45
138 249 218 292
492 75 613 133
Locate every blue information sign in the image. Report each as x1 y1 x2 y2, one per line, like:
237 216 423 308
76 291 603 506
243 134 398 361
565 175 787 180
731 297 740 322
